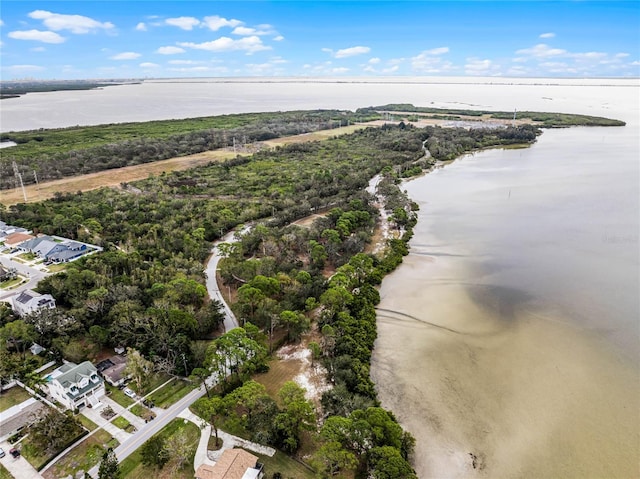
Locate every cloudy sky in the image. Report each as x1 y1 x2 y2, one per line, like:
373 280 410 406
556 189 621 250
1 1 638 80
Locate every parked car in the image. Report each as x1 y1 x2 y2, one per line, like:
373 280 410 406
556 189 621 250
123 388 136 399
9 448 20 458
0 447 5 458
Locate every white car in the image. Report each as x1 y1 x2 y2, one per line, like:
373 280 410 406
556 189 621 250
123 388 136 398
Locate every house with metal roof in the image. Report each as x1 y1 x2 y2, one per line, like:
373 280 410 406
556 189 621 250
11 289 56 316
47 361 105 410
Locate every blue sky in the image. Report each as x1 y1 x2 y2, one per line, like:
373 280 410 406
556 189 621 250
1 1 638 80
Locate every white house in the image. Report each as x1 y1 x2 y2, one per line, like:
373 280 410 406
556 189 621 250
195 449 264 479
47 361 105 410
11 289 56 316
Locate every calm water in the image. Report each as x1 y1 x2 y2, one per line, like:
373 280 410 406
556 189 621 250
2 78 638 477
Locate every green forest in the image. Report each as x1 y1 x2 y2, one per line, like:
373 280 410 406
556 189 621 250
0 108 623 477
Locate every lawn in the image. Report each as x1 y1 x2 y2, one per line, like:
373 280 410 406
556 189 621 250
130 403 155 420
0 463 12 479
251 450 316 479
119 419 200 479
112 416 136 432
105 383 134 408
41 429 118 479
0 386 31 412
78 414 98 431
148 379 194 408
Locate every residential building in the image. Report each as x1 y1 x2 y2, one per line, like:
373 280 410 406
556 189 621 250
11 289 56 316
47 361 105 410
18 235 88 263
3 232 34 248
96 355 128 387
195 449 264 479
0 397 45 442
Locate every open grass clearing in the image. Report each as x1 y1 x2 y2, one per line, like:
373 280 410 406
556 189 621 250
41 429 116 479
148 378 194 408
78 414 99 432
0 463 11 479
250 449 316 479
0 386 31 412
112 416 131 430
118 418 199 479
104 383 134 408
1 149 237 206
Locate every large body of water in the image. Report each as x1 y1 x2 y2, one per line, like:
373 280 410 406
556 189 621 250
2 78 638 477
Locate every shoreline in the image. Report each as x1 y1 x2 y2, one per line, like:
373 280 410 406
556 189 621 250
371 131 639 478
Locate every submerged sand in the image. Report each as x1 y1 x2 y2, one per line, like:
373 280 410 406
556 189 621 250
372 253 639 478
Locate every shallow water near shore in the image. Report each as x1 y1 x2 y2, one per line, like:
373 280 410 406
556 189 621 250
372 98 639 477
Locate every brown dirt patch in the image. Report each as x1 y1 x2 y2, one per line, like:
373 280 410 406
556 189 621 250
1 149 237 206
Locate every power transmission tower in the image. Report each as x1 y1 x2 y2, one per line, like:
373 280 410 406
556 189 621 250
12 161 27 202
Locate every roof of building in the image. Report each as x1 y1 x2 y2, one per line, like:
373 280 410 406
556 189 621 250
195 449 259 479
51 361 102 399
14 290 54 308
97 355 128 384
0 398 45 436
4 232 35 245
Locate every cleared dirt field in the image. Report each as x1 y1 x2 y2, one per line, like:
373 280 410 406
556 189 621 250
0 123 372 207
0 149 238 206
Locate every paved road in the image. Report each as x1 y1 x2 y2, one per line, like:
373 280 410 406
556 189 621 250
204 226 251 332
87 384 210 477
0 257 47 301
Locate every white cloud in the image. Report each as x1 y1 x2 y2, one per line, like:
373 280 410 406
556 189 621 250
165 16 200 30
28 10 114 34
332 67 350 73
30 46 46 52
423 47 450 55
539 32 555 39
368 57 381 64
178 36 270 54
615 53 629 58
0 19 4 26
8 29 65 44
135 22 147 32
202 15 242 31
156 46 185 55
465 58 499 76
110 51 141 60
168 59 205 65
6 64 45 73
140 62 159 68
411 50 453 73
515 43 567 59
273 35 284 42
168 66 229 73
382 65 399 74
334 46 370 58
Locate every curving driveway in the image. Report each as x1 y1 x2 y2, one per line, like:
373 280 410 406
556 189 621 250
204 225 251 332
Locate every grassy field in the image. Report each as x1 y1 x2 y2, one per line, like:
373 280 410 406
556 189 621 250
148 379 194 408
112 416 131 430
119 419 199 479
0 463 12 479
78 414 99 432
41 429 117 479
104 384 134 408
251 450 316 479
0 386 31 412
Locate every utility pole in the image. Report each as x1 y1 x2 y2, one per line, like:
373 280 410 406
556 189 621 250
12 161 27 202
33 170 39 185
